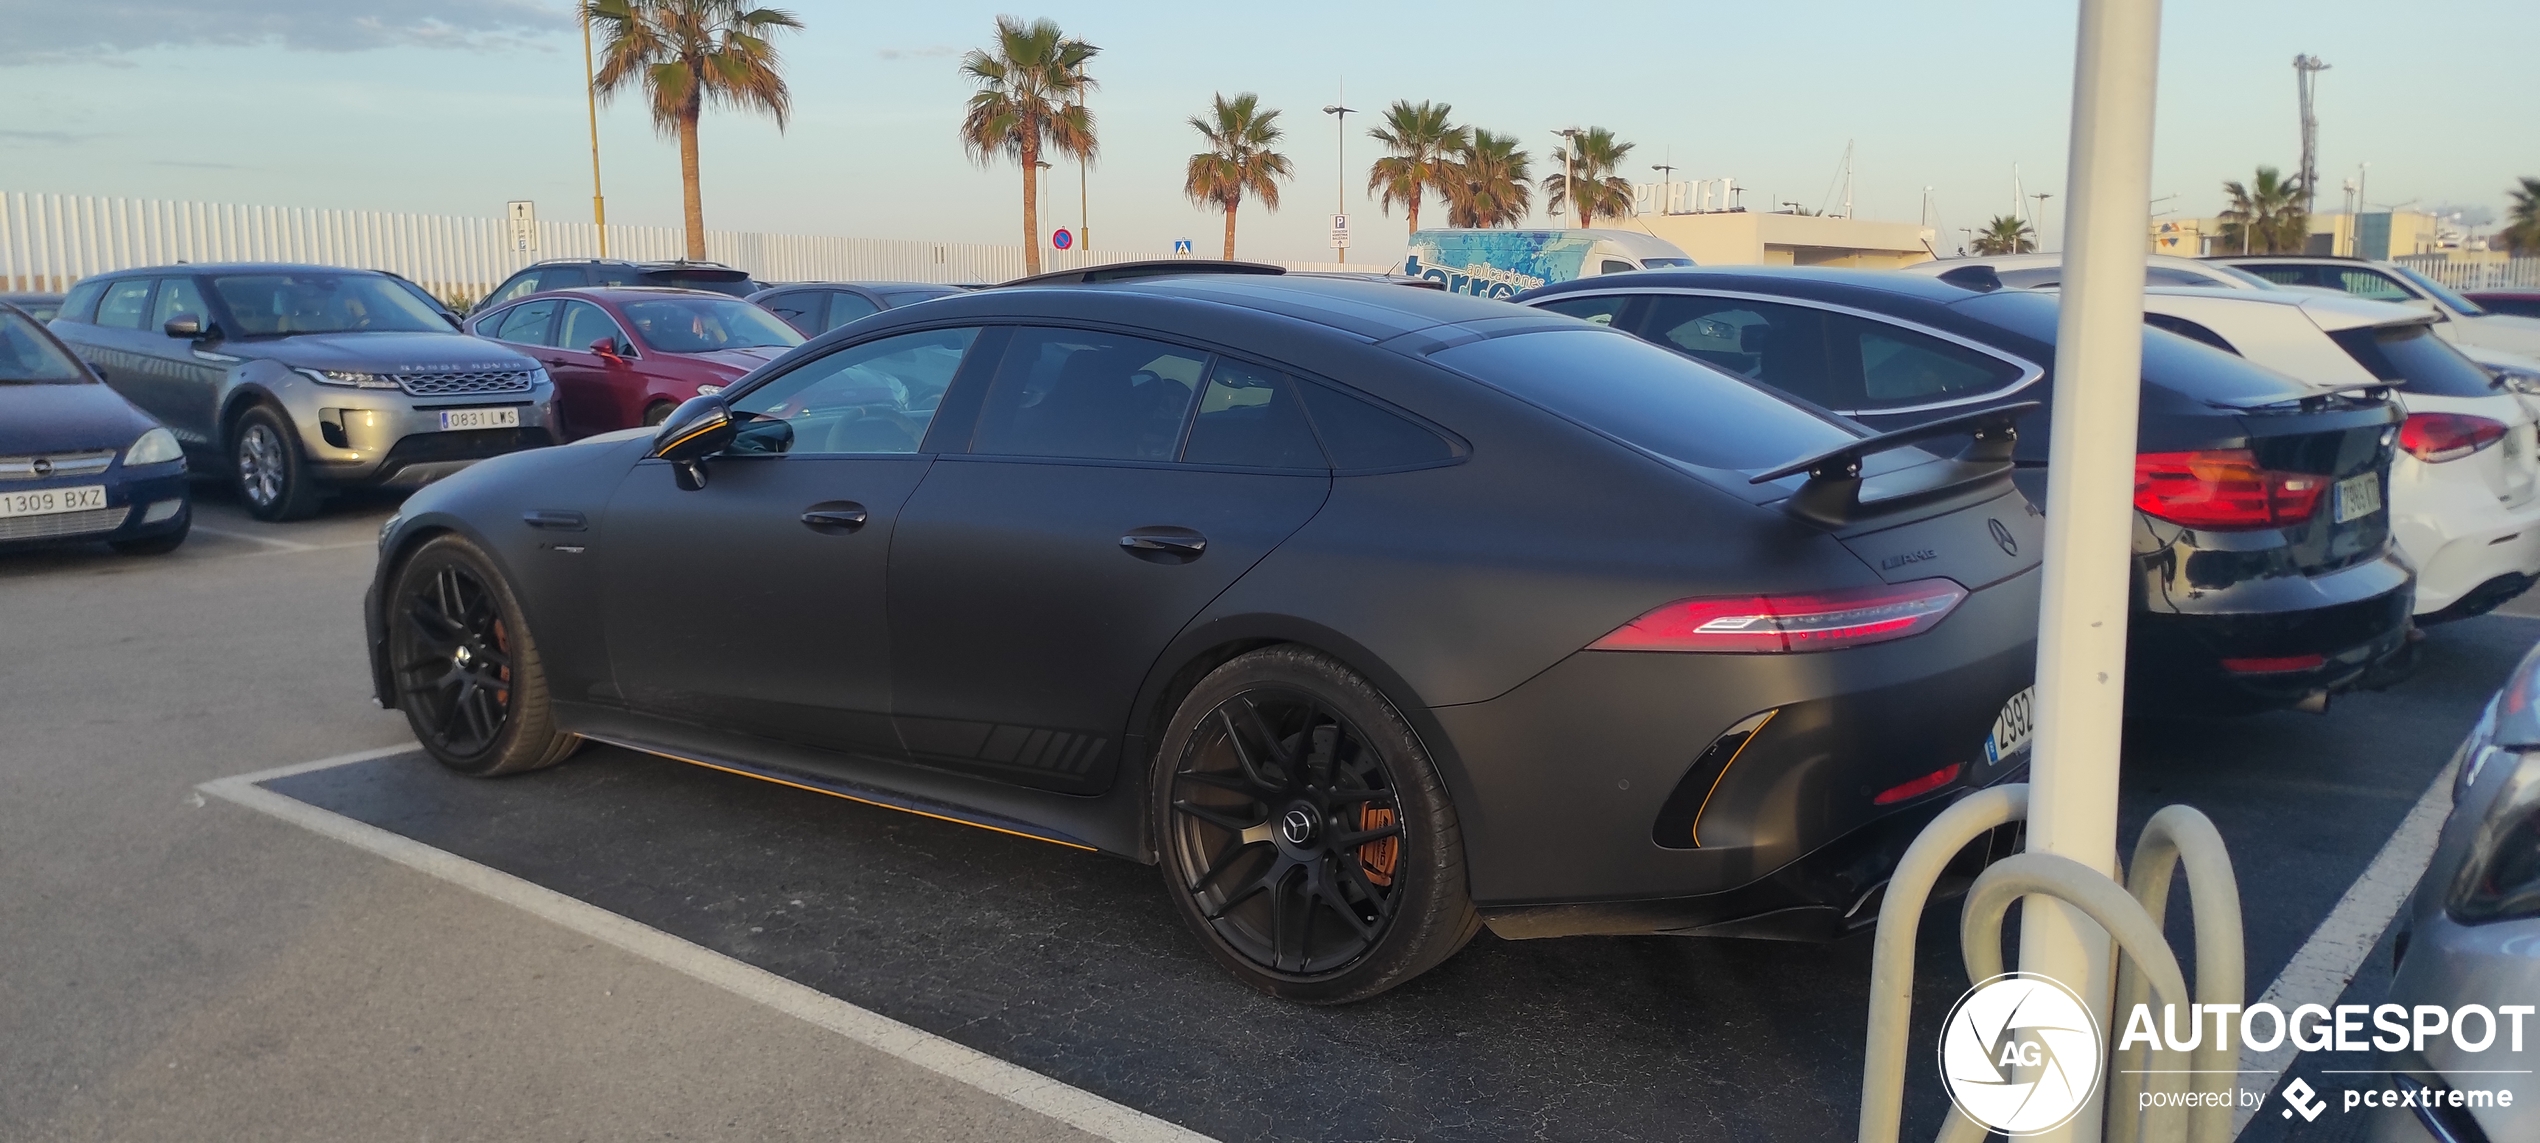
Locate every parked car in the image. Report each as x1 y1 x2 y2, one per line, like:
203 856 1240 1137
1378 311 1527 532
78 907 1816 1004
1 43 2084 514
1403 228 1693 298
748 281 965 337
1 292 67 321
48 264 558 521
1908 251 2288 292
2465 288 2540 321
2116 288 2540 621
2210 255 2540 361
368 269 2044 1002
2372 643 2540 1142
477 258 760 312
0 302 190 554
1518 266 2410 715
467 286 803 436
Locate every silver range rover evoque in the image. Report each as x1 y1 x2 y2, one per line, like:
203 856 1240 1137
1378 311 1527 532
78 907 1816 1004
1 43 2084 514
49 263 560 520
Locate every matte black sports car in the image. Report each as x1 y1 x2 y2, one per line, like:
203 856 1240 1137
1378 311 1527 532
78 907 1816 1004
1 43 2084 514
1521 267 2411 716
366 271 2043 1001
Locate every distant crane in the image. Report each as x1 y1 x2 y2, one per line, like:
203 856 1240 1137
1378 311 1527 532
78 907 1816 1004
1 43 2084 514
2295 55 2330 216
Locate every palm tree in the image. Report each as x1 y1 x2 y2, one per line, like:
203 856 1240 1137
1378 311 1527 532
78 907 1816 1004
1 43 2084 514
586 0 804 262
1365 100 1466 237
1184 93 1291 260
1970 215 2035 255
1543 127 1636 229
2500 177 2540 255
958 16 1099 276
2217 166 2309 255
1442 129 1533 228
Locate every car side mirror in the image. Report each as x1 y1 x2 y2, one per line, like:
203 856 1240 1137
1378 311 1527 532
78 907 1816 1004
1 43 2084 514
648 395 735 490
162 313 204 339
590 337 623 358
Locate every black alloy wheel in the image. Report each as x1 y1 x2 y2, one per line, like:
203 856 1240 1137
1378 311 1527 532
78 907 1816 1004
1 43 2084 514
1155 647 1478 1003
387 535 579 776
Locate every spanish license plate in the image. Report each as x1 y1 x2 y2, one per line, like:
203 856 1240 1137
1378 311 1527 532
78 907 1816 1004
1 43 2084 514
438 407 520 431
1984 686 2036 765
2334 472 2382 523
0 484 107 519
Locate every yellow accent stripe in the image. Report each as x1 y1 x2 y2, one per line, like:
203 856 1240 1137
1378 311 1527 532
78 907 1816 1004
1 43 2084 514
1690 708 1777 849
612 741 1098 853
657 418 723 454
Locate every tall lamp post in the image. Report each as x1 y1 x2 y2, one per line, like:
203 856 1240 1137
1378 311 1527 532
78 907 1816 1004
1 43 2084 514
2030 191 2054 251
581 6 608 257
1651 162 1676 214
1322 99 1354 264
1557 127 1584 227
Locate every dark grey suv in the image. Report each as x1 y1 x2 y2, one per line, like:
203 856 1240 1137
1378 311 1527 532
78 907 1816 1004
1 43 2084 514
50 264 560 520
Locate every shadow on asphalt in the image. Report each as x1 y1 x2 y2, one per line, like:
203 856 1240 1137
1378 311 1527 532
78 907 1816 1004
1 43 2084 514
260 616 2537 1142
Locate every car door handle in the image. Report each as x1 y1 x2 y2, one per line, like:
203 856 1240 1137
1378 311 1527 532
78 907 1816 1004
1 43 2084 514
1120 527 1207 560
800 503 868 532
522 509 586 531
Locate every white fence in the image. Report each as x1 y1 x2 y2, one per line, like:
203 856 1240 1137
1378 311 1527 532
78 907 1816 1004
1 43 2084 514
2394 255 2540 292
0 191 1169 303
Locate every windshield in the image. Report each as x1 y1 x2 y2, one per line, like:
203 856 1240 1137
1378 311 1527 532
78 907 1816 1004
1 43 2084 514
2329 322 2501 397
1430 328 1856 472
621 296 805 353
210 272 451 337
0 310 91 384
2385 265 2488 316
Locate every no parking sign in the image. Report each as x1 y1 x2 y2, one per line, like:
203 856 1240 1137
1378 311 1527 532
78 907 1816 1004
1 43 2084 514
1051 228 1074 250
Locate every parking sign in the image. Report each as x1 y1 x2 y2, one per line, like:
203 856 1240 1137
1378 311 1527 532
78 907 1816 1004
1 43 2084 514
506 200 536 254
1330 213 1351 250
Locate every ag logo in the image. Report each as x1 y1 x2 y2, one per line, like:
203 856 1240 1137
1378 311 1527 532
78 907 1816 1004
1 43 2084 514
1939 972 2103 1135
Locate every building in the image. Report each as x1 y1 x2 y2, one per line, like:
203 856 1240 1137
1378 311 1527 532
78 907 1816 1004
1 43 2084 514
2152 209 2455 260
1607 207 1937 269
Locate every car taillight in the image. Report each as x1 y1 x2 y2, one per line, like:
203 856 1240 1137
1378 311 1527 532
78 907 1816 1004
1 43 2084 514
2399 412 2508 463
2132 449 2326 530
1589 578 1967 653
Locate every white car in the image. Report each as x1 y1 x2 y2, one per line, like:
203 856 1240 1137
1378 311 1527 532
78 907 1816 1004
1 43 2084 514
2210 255 2540 362
2129 288 2540 620
1911 251 2285 292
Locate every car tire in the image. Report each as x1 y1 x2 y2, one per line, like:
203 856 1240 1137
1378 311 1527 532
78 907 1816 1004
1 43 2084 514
386 534 581 777
1150 645 1480 1004
231 405 324 522
109 509 190 555
641 401 676 427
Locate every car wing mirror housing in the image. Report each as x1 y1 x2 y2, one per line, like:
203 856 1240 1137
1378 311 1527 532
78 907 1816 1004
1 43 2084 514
162 313 205 339
648 395 736 490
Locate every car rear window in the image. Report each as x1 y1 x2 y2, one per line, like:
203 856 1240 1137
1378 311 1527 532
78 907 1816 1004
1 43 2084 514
0 311 90 384
1429 328 1856 472
642 271 757 298
2329 322 2501 398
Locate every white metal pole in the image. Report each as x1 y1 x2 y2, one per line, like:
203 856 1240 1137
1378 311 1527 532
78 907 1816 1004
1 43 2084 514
2020 1 2161 1140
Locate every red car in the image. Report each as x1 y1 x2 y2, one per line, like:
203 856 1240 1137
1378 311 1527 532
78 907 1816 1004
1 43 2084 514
468 286 803 438
2465 289 2540 321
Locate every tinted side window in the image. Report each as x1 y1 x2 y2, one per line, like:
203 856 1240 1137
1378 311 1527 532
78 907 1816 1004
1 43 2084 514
968 327 1204 462
1296 382 1456 470
1599 259 1636 275
2329 323 2501 398
730 327 980 455
1183 359 1325 469
759 291 824 336
485 272 543 307
150 278 209 333
491 299 561 346
1828 312 2025 409
2335 269 2415 303
823 290 881 331
2146 267 2221 287
1534 294 1629 327
2241 265 2310 288
58 280 107 323
1637 295 1842 407
556 301 625 355
2143 313 2239 354
1994 268 2062 289
96 279 155 330
538 266 589 290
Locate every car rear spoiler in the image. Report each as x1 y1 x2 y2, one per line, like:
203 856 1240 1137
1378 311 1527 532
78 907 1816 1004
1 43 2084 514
1749 402 2039 527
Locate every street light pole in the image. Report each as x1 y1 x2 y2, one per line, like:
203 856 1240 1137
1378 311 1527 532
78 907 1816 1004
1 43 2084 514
1322 97 1355 264
581 7 608 257
1558 127 1584 227
2021 2 2162 1140
1651 163 1676 214
2030 191 2054 251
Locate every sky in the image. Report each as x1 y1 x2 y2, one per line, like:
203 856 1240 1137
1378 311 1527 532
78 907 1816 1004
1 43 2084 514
4 0 2533 267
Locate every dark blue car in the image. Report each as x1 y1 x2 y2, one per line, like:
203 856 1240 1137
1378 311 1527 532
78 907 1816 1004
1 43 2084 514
0 302 190 554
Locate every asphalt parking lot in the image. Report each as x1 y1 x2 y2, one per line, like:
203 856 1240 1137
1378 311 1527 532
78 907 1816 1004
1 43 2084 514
5 486 2532 1142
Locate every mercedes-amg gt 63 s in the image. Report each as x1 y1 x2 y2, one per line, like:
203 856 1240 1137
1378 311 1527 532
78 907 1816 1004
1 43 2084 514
365 269 2044 1002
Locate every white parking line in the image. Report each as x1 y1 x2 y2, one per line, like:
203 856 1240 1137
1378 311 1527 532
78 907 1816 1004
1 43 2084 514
198 748 1215 1143
2230 755 2459 1136
188 524 320 552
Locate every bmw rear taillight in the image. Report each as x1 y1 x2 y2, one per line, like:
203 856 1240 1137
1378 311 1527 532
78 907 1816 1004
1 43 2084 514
2399 412 2508 463
1589 578 1967 653
2132 449 2325 530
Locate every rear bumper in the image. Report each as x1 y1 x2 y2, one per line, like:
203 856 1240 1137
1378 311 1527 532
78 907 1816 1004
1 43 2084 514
1431 567 2039 933
2129 552 2414 715
2392 481 2540 617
